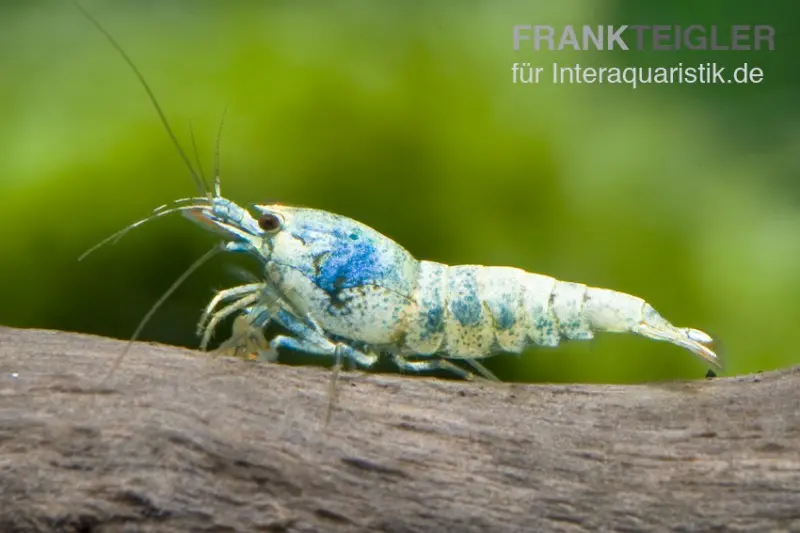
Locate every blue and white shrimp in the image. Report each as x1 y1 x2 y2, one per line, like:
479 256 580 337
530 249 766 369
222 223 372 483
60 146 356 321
185 198 721 381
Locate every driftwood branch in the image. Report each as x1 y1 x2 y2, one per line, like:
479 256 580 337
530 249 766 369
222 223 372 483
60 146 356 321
0 326 798 532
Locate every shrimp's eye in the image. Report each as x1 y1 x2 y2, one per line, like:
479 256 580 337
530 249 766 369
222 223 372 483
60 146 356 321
258 213 281 232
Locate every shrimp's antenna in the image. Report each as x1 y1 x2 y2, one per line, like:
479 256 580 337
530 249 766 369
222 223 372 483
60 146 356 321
213 104 230 196
102 244 222 383
188 121 208 186
72 0 210 197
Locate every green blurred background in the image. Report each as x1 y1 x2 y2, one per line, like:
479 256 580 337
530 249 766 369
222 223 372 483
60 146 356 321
1 0 797 383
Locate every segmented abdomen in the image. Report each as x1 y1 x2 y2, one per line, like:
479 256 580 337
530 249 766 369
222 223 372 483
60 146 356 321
402 262 595 358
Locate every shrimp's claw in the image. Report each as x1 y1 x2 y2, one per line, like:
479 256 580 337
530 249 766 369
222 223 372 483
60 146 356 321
633 305 721 368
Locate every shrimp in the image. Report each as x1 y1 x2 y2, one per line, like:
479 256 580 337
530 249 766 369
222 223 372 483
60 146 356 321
185 202 721 383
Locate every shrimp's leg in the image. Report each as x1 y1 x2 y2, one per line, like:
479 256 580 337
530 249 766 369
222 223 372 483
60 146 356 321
197 282 264 336
200 292 260 350
391 354 476 380
270 335 378 369
462 358 500 381
263 308 378 369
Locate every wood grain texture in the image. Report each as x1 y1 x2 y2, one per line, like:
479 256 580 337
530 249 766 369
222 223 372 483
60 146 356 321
0 326 798 533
